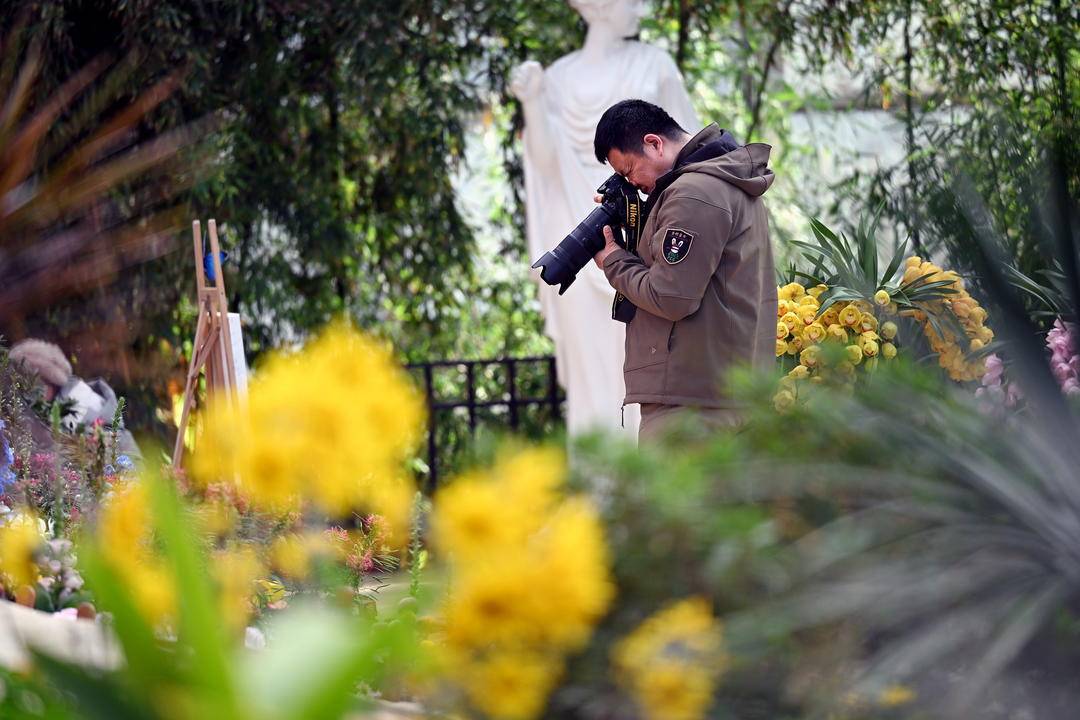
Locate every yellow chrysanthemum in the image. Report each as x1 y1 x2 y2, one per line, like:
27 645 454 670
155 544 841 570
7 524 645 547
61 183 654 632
779 311 800 334
820 306 841 327
781 282 805 300
826 323 848 342
796 305 818 326
838 304 861 328
803 322 826 344
901 258 993 381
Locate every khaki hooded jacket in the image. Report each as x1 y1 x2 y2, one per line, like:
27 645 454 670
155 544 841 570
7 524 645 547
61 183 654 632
602 123 778 408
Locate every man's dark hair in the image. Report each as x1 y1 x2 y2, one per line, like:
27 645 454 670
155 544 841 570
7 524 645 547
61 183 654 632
593 99 688 164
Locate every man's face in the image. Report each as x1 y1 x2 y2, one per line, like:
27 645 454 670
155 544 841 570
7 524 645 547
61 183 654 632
606 133 675 195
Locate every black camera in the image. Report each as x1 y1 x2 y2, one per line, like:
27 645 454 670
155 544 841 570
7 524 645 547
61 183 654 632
531 173 642 295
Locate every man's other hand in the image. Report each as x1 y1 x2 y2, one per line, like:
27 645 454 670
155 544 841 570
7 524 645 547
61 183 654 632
594 226 619 267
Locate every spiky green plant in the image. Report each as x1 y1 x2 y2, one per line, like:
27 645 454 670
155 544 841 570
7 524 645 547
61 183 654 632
0 19 201 324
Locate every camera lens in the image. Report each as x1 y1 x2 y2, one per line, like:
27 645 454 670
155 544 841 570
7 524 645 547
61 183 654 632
532 205 617 294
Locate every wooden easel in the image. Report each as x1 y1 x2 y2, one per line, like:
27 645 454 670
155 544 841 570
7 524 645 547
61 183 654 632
172 219 239 469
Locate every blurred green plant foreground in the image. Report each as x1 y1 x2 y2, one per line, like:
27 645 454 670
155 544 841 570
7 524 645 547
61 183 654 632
1 1 1079 719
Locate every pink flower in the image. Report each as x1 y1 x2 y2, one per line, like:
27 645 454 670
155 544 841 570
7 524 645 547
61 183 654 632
982 354 1004 384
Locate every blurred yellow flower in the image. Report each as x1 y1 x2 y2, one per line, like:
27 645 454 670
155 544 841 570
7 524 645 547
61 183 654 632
775 338 787 357
612 597 728 720
213 546 264 632
845 344 863 365
191 323 423 534
461 650 562 720
269 532 333 581
788 365 810 380
879 684 916 707
808 284 829 299
882 342 898 359
881 321 898 340
773 389 796 412
0 515 43 589
98 483 177 624
874 289 890 306
434 448 613 719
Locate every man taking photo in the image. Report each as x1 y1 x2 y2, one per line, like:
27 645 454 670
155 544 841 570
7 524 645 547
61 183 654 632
591 99 777 440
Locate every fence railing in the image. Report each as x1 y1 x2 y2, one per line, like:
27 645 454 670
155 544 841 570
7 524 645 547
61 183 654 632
405 356 565 491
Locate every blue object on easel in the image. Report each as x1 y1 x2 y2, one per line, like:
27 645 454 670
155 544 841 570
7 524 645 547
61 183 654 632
203 250 229 283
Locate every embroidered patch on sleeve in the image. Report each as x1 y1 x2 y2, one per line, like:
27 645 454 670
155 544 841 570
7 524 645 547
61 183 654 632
662 228 696 265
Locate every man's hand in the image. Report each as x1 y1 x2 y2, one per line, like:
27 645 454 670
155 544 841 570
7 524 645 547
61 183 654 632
594 226 620 268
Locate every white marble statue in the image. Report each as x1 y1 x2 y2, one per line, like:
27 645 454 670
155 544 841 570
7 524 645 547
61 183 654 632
511 0 699 438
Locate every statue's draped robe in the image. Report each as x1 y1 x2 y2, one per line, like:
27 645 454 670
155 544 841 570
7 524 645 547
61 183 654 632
523 42 699 436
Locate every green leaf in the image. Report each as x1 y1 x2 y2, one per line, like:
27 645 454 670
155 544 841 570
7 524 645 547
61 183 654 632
143 464 239 717
30 652 156 720
881 240 909 285
73 547 167 699
239 604 420 720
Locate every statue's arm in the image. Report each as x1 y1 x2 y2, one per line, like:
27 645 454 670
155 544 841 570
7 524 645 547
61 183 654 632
510 61 557 174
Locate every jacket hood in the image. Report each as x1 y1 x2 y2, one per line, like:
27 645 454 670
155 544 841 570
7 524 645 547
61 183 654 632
672 124 774 198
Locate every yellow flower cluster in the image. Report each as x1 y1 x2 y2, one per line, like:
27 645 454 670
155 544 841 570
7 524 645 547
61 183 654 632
97 482 177 624
191 323 424 536
611 597 728 720
432 447 614 720
901 257 993 381
774 282 900 410
0 514 44 590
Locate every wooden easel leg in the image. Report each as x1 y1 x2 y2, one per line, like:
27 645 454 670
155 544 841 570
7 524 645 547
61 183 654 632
172 309 209 468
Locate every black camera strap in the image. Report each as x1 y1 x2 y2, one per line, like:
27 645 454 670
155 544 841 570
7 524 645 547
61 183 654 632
611 191 642 324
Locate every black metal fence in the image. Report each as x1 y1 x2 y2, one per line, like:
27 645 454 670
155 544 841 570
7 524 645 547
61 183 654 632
406 356 565 490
